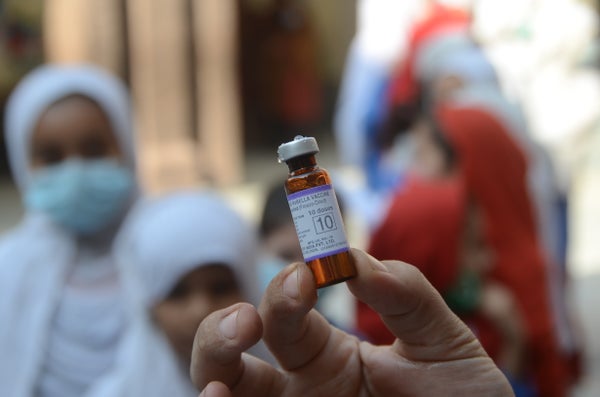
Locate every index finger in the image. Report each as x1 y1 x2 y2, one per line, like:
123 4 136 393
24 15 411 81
190 303 284 396
258 262 335 371
347 249 486 362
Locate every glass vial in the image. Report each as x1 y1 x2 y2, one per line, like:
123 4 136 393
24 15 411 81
278 135 357 288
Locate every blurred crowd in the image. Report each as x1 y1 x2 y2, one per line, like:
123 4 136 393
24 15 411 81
0 0 599 396
335 1 599 396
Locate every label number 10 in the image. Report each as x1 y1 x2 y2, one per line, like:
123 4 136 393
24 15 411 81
313 213 337 234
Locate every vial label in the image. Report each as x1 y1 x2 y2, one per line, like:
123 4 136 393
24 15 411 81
287 184 349 262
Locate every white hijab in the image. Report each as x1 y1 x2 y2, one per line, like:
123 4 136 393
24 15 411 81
0 64 137 397
120 190 261 308
4 64 136 191
101 190 268 396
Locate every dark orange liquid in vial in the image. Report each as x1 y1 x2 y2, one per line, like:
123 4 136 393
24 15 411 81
283 154 357 288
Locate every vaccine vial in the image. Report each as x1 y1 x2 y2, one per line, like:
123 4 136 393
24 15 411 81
278 135 357 288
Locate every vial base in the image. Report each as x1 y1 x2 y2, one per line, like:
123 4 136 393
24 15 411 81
307 250 357 288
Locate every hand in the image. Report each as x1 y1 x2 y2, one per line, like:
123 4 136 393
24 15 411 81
191 249 513 396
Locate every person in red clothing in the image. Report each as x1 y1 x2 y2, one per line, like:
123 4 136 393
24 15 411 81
450 108 569 393
434 106 569 397
363 106 570 396
367 3 573 394
362 175 526 387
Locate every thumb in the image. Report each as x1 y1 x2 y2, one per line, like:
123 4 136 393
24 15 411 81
347 249 485 362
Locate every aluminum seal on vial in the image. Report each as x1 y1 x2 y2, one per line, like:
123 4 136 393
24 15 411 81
277 135 319 163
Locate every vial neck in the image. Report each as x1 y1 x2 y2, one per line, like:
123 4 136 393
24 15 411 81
286 155 317 174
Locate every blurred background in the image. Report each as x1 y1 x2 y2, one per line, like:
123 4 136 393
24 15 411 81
0 0 598 395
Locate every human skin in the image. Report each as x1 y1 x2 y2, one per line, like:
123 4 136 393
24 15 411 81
29 95 122 169
191 249 514 397
153 264 242 367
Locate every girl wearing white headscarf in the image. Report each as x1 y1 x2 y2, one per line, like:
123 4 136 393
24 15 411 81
101 190 270 396
0 64 138 397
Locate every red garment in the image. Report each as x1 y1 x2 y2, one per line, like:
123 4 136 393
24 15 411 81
360 177 465 345
387 4 470 108
438 105 568 397
361 176 504 361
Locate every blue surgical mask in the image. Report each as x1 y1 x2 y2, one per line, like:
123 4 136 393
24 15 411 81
25 159 135 235
258 254 288 292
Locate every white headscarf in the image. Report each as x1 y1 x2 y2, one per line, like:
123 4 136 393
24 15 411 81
0 64 137 397
98 190 268 397
121 190 261 308
415 32 498 88
4 64 136 191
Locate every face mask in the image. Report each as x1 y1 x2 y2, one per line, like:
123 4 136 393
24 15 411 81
258 254 288 292
25 159 135 235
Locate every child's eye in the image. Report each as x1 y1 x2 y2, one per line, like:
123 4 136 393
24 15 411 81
79 133 111 158
34 144 65 166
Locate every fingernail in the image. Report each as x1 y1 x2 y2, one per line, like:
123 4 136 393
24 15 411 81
219 310 238 339
283 266 300 299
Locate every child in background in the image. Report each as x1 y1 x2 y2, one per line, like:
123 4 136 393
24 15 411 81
258 179 356 331
258 179 304 291
107 190 272 396
0 64 138 397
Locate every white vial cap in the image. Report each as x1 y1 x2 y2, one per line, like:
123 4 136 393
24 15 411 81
277 135 319 162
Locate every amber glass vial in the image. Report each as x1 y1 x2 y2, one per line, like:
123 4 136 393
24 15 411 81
278 135 357 288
